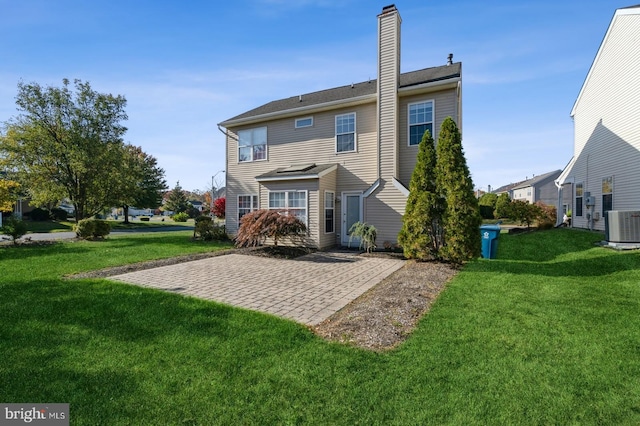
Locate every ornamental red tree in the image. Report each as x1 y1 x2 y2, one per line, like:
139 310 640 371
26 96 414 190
213 197 226 218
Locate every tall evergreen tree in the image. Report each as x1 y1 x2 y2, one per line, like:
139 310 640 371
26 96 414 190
435 117 482 263
398 129 444 260
164 181 189 214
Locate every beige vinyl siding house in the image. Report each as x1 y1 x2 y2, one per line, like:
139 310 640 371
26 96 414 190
219 4 462 249
557 5 640 231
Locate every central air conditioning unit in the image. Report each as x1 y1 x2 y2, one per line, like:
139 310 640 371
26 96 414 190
606 210 640 243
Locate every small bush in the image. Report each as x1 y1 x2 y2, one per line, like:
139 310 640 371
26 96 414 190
194 216 228 241
236 209 306 247
172 212 189 222
535 201 557 227
1 216 27 244
348 221 377 253
479 205 495 220
30 207 50 221
75 218 111 239
50 207 69 221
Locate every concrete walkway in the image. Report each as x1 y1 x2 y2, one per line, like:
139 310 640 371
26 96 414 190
109 251 405 326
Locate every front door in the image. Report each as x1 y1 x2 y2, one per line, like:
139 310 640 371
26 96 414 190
341 192 362 246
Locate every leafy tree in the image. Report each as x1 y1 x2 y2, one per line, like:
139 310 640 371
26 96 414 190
494 193 512 218
0 179 19 212
116 145 167 224
435 117 482 264
164 181 190 214
398 129 444 260
0 79 127 221
478 193 498 208
508 199 540 228
212 197 226 219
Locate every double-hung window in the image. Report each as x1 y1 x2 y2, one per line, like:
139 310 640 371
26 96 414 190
268 190 308 225
575 183 583 217
324 191 335 233
238 127 267 162
408 101 434 146
602 177 613 214
335 113 356 153
238 195 258 221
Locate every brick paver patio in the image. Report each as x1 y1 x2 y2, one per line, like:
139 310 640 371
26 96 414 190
109 251 405 325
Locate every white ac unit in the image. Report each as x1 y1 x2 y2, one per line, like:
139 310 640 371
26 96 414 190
607 210 640 243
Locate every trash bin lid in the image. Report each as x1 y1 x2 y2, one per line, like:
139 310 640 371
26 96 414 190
480 225 501 231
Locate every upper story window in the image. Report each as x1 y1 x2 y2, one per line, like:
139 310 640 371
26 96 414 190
238 127 267 163
602 176 613 214
408 101 434 146
575 183 583 217
335 113 356 153
295 117 313 128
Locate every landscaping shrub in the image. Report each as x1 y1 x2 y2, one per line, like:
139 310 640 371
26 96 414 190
0 216 27 244
479 205 495 220
535 201 557 228
213 197 226 219
235 209 306 247
75 218 111 239
50 207 69 221
172 212 189 222
348 221 377 253
507 199 540 228
29 207 50 221
194 216 228 241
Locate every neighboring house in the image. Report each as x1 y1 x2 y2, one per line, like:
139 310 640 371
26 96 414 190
556 5 640 231
189 200 205 212
511 170 562 206
492 181 525 199
218 5 462 249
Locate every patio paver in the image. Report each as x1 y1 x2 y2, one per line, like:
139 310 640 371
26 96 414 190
108 250 405 325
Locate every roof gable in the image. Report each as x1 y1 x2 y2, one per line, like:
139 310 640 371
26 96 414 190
571 5 640 116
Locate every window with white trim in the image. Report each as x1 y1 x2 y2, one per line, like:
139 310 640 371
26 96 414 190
268 190 308 225
602 176 613 214
575 183 583 217
324 191 335 233
238 127 267 162
408 101 434 146
335 113 356 152
238 194 258 221
295 117 313 128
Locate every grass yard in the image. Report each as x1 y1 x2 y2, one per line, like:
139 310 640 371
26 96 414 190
23 217 195 233
1 229 639 424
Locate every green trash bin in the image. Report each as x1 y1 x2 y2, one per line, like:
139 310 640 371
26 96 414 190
480 224 501 259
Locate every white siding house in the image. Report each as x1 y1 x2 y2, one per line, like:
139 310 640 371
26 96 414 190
218 5 462 249
557 5 640 231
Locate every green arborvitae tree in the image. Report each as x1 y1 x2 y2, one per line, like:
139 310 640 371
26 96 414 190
0 79 127 221
398 129 444 260
494 193 512 219
435 117 482 264
164 181 189 214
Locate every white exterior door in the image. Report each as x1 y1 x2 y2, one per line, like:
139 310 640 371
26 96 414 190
341 192 362 245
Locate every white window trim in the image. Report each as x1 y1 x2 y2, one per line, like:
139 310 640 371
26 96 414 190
575 182 584 217
237 194 258 221
407 100 435 147
238 127 268 163
268 190 309 225
324 190 335 234
295 116 313 129
335 112 357 153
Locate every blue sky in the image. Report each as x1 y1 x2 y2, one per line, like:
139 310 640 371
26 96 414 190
0 0 630 193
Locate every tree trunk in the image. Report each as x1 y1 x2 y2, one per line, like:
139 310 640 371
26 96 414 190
123 205 130 224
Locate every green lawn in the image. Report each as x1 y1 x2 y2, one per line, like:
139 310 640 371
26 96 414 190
1 230 639 424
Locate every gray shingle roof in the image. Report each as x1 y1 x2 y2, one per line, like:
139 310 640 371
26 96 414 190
255 163 338 181
220 63 461 126
511 170 562 190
